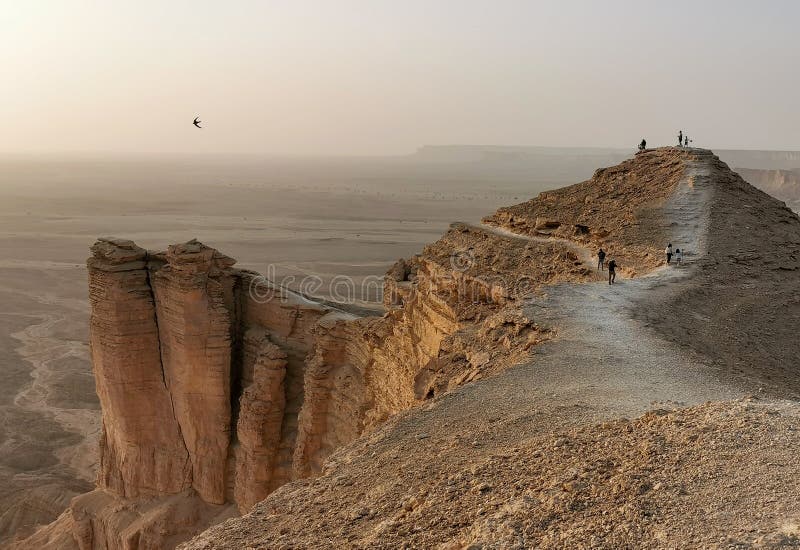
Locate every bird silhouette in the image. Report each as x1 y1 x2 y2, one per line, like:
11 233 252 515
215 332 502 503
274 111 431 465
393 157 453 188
193 117 202 128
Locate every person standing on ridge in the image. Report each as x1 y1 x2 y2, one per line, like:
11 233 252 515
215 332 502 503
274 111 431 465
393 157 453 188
607 258 617 285
665 243 673 264
638 139 647 152
678 130 683 146
685 136 689 147
597 247 606 270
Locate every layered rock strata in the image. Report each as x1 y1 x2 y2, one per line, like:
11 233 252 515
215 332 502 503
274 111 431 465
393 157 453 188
27 229 544 548
87 238 191 498
20 149 710 549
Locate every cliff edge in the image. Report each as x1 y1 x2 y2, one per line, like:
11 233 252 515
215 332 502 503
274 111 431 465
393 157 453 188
15 148 800 549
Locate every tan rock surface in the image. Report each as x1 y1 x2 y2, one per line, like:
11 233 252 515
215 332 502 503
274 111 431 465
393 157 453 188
151 240 236 504
87 238 191 498
232 328 288 511
179 149 800 549
184 400 800 549
483 147 698 273
637 158 800 398
14 489 235 550
20 148 800 549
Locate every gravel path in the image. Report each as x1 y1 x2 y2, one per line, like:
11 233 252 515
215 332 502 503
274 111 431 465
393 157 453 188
452 221 600 274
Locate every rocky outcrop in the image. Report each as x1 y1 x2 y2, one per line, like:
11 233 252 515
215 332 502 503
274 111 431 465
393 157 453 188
178 148 800 550
16 489 234 550
37 224 560 549
88 238 191 499
292 314 373 479
483 147 707 272
232 329 287 511
23 149 728 549
150 241 236 504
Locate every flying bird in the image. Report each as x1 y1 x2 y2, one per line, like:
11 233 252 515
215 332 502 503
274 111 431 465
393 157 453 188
193 117 202 128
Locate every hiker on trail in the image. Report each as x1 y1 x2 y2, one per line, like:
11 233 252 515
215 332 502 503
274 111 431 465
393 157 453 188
684 136 689 147
607 258 617 285
675 248 683 265
665 243 673 264
678 130 683 146
638 139 647 152
597 248 606 270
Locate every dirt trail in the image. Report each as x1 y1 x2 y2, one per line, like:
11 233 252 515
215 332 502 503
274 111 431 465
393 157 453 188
446 153 742 419
424 154 746 440
453 221 600 274
513 153 745 413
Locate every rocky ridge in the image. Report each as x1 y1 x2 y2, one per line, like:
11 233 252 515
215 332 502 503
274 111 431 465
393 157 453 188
17 147 800 549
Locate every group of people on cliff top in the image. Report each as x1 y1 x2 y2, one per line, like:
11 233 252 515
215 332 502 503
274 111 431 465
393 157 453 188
597 243 683 285
637 131 692 153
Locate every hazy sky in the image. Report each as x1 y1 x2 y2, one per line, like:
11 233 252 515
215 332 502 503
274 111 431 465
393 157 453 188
2 1 799 155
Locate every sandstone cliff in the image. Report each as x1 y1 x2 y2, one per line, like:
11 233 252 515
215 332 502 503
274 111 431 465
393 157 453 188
22 147 786 549
178 149 800 549
88 238 192 499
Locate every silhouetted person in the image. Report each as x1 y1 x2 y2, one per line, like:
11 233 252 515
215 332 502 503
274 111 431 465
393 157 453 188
597 248 606 270
638 139 647 152
665 243 673 264
684 136 689 147
607 258 617 285
678 130 683 146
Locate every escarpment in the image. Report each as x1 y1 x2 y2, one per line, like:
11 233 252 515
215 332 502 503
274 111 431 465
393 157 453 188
737 167 800 211
33 230 570 548
18 148 724 549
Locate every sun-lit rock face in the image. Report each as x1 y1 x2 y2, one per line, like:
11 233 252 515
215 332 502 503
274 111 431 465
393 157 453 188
57 215 579 549
23 149 729 549
88 238 191 498
151 240 236 504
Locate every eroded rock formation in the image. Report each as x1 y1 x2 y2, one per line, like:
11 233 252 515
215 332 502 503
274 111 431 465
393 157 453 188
36 225 563 548
19 148 721 549
88 238 191 498
150 241 236 504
